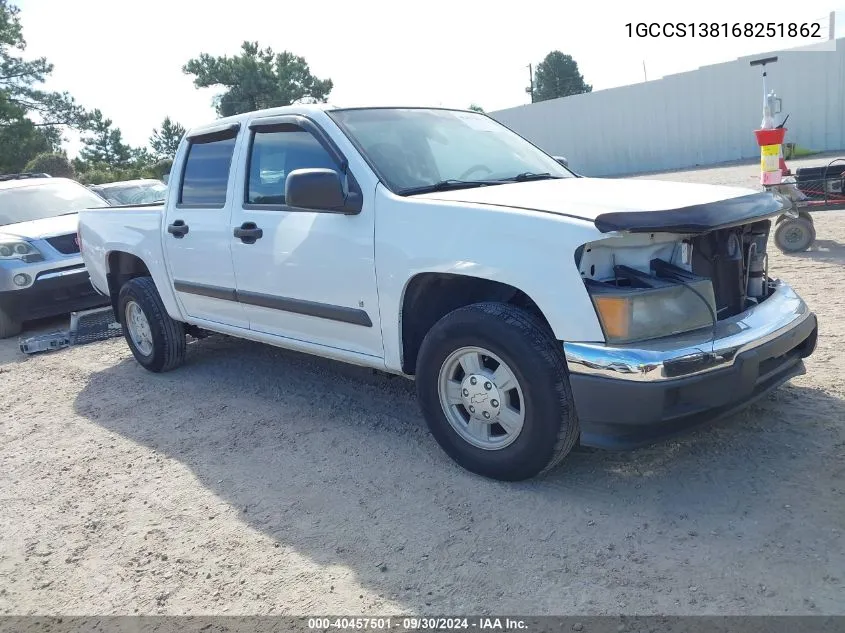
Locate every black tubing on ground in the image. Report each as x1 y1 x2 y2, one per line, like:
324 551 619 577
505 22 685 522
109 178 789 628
117 276 186 372
415 301 579 481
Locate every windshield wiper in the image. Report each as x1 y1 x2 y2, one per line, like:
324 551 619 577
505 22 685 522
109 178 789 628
400 172 562 196
499 172 561 182
400 179 497 196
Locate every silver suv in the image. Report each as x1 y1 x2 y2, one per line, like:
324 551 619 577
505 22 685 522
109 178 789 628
0 174 111 338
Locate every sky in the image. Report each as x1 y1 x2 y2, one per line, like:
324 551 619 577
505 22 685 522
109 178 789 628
14 0 845 157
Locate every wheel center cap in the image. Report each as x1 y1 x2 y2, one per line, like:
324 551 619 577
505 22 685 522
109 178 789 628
460 374 501 420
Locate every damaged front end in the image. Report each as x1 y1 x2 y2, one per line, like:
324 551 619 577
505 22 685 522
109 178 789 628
577 219 775 345
576 190 793 344
563 190 818 449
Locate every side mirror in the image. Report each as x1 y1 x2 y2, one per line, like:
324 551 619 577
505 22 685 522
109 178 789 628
285 168 358 213
553 156 569 168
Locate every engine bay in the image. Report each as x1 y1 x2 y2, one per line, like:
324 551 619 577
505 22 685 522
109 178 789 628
689 220 772 318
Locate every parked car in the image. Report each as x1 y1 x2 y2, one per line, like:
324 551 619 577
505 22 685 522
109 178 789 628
88 179 167 206
0 173 111 338
77 105 818 481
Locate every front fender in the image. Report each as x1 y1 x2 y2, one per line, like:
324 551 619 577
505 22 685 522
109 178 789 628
375 188 606 372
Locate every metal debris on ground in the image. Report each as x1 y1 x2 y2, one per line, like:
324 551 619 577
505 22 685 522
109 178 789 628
19 331 72 355
19 307 122 355
69 306 123 345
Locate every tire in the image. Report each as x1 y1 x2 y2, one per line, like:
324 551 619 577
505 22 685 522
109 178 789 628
117 276 186 372
774 217 816 253
415 302 579 481
0 306 22 339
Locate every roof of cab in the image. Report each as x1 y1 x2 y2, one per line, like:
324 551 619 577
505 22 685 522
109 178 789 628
182 104 478 139
184 103 338 138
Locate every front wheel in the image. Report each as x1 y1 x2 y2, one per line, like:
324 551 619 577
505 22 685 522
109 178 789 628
415 302 579 481
118 277 186 372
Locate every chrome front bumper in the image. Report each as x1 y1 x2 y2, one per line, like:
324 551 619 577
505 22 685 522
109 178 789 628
564 280 812 382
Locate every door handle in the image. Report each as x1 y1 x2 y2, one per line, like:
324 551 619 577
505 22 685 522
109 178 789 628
167 220 189 238
234 222 263 244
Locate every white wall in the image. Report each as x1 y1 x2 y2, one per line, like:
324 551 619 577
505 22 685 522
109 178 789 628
491 39 845 177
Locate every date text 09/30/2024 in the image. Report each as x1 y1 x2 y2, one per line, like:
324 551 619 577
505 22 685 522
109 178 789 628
308 617 529 631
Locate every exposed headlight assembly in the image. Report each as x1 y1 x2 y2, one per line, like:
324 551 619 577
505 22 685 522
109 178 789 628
586 262 717 345
0 239 43 262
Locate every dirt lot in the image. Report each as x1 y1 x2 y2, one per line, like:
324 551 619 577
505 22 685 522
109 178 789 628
1 157 844 616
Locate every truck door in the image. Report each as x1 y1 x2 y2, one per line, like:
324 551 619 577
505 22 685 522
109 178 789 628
229 114 383 359
163 123 248 328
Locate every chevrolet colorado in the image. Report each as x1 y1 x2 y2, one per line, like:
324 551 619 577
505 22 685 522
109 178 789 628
77 105 818 481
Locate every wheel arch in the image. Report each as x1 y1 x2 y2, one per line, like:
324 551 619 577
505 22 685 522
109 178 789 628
104 250 185 325
399 272 554 375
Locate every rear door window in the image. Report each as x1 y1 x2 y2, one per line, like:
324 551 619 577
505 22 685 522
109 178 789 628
179 136 237 207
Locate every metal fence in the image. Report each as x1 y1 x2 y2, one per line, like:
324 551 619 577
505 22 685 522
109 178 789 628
490 38 845 177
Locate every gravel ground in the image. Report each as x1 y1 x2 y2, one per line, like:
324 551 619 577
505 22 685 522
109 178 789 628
1 156 844 616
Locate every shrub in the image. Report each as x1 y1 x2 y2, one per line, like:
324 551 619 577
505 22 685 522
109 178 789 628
24 153 75 178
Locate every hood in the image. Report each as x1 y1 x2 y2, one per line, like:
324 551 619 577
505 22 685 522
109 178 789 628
413 177 786 234
0 213 80 240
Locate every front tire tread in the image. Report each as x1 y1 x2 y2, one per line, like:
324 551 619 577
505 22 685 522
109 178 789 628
118 276 186 372
416 301 579 481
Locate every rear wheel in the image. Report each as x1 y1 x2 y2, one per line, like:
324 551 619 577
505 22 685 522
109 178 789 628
118 277 186 372
774 216 815 253
416 302 579 481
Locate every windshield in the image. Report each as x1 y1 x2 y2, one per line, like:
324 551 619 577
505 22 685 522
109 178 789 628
98 182 167 205
328 108 573 194
0 180 109 225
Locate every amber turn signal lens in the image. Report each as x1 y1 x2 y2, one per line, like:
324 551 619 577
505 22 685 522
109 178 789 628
592 295 631 340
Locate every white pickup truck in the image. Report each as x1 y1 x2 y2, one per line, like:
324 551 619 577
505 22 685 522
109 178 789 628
78 105 818 481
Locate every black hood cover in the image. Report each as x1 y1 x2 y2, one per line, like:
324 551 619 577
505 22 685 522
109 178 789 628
593 191 787 234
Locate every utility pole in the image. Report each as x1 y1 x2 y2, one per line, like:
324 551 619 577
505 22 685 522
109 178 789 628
526 63 535 103
643 61 647 82
829 10 836 40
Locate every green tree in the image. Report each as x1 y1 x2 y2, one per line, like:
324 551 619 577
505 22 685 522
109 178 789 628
533 51 592 102
130 146 153 169
0 1 90 172
79 109 132 168
24 151 74 177
77 168 112 185
0 119 57 172
151 158 173 182
0 1 87 133
468 104 485 113
149 116 185 160
183 41 333 117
